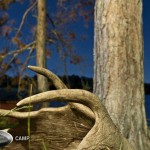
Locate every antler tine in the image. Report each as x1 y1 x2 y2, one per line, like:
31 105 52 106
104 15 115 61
17 89 102 115
28 66 67 89
0 109 38 118
0 106 69 119
28 65 95 120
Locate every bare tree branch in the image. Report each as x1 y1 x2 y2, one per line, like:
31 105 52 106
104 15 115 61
46 12 55 28
16 1 37 37
21 47 34 73
4 53 18 72
5 41 36 56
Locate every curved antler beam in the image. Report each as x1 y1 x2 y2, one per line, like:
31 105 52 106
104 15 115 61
0 66 134 149
28 66 95 120
0 89 96 120
16 89 133 149
17 89 101 113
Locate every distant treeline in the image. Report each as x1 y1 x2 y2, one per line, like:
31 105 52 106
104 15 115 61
0 74 93 101
0 74 150 101
0 74 93 90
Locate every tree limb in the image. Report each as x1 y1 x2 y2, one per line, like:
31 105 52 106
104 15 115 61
16 1 37 37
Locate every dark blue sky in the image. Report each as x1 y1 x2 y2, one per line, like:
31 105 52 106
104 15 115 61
1 0 150 83
143 0 150 83
2 0 94 78
49 0 150 83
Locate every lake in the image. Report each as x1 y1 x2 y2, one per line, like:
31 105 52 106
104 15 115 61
145 95 150 126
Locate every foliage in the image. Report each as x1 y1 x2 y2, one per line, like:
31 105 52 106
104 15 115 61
0 0 95 78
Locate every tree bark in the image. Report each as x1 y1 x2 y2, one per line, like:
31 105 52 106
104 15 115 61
94 0 150 149
36 0 49 107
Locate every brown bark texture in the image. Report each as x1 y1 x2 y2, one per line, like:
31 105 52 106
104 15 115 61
93 0 150 149
36 0 49 107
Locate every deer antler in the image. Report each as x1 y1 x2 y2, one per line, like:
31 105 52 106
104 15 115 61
16 89 133 149
0 66 134 149
17 89 101 112
0 66 94 119
28 65 94 120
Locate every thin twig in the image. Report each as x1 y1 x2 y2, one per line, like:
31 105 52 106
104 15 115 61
5 41 36 56
21 46 34 73
16 1 37 37
5 53 18 71
0 41 35 77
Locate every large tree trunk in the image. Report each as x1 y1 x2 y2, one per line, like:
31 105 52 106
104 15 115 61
94 0 150 149
36 0 49 107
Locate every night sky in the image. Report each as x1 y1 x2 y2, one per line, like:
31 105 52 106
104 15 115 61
2 0 94 78
49 0 150 83
1 0 150 83
143 0 150 83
